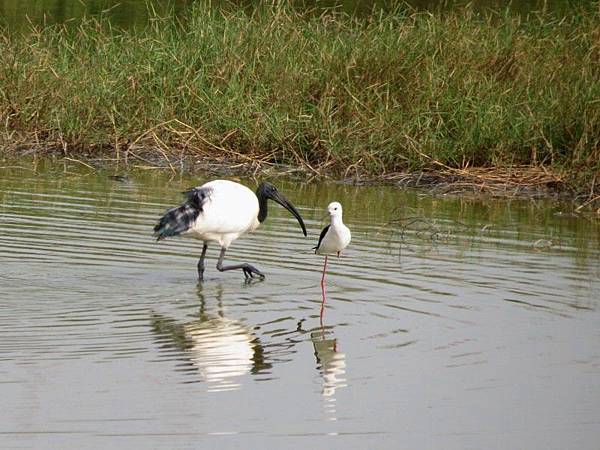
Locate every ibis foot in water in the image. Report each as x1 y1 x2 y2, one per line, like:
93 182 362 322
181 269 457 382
216 248 265 280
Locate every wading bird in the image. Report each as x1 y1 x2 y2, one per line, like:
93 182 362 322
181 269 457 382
154 180 307 280
314 202 351 302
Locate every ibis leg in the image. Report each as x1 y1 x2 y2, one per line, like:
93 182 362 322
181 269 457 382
216 247 265 280
197 242 208 281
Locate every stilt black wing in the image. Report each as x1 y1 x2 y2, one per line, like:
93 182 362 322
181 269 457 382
312 224 330 253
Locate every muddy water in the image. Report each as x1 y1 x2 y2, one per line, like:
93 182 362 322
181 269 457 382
1 160 599 449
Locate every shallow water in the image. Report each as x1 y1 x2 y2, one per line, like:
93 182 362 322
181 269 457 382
1 160 599 449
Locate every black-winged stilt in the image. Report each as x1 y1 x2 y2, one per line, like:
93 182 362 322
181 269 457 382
154 180 307 280
314 202 351 307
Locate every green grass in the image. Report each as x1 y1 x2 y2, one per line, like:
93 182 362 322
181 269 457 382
1 2 599 193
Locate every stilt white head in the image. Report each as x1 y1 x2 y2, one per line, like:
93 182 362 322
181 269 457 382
327 202 343 219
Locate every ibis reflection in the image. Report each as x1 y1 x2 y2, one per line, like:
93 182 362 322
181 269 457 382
150 286 269 392
150 286 347 401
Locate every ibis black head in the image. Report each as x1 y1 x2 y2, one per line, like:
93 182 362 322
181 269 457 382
256 182 307 237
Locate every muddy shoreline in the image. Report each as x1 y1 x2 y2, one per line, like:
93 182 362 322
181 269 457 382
2 145 598 216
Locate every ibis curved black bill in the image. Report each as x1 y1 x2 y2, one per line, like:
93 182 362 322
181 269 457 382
269 190 307 237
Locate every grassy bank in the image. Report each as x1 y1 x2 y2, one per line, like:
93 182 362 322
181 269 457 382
1 2 599 196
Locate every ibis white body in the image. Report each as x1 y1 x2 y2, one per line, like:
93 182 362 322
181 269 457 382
184 180 260 248
315 202 351 256
154 179 307 280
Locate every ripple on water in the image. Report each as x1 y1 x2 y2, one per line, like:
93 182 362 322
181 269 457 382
1 165 599 448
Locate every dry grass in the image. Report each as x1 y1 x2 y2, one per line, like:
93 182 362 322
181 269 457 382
389 166 565 196
0 2 599 206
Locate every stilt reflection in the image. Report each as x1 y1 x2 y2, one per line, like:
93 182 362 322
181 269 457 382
311 308 347 419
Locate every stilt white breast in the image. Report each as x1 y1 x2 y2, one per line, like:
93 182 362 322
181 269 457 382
314 202 351 257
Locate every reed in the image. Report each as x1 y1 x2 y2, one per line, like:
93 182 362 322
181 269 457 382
1 2 598 195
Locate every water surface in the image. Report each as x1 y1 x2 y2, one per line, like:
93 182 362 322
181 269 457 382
1 160 599 449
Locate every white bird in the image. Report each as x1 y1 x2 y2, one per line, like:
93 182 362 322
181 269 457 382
154 180 307 280
313 201 351 292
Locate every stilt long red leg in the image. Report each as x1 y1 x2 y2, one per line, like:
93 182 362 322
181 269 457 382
320 255 328 321
321 256 328 284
